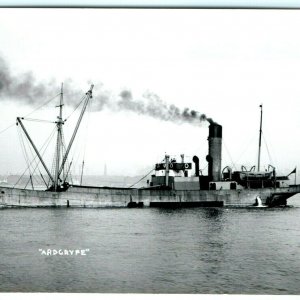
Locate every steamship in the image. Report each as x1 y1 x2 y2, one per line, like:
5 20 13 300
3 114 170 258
0 85 300 208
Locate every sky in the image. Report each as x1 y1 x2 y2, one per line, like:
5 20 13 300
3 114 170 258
0 8 300 177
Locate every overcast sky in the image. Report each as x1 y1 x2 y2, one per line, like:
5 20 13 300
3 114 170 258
0 8 300 177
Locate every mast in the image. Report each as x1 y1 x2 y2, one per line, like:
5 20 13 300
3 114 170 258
16 84 93 191
80 160 84 185
257 104 263 172
165 154 170 187
54 83 64 191
58 84 94 179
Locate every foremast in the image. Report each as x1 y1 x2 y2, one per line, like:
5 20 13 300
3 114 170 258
17 84 94 192
54 83 64 191
57 85 93 183
53 84 94 191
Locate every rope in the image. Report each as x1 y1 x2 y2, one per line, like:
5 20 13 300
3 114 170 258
17 125 33 177
223 139 237 170
21 126 57 189
66 97 91 183
235 132 257 164
128 168 155 188
6 90 90 188
21 118 55 124
262 133 274 166
78 97 91 182
262 125 279 168
49 139 57 187
0 93 60 136
64 95 86 122
83 99 91 159
61 130 67 180
15 126 56 189
24 93 61 117
24 126 56 187
0 123 15 136
21 125 44 187
10 91 88 188
14 125 57 189
56 92 91 182
129 157 166 188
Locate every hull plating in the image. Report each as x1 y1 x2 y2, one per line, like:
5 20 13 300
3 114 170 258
1 185 299 208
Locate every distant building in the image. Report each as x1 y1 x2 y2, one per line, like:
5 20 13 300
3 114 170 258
104 163 107 177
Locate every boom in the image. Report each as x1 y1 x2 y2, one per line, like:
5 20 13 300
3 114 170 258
17 117 55 185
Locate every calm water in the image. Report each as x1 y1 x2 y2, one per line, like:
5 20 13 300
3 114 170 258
1 196 300 294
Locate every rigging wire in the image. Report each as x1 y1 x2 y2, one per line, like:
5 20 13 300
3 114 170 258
64 94 86 122
262 133 274 166
14 125 57 189
21 118 55 124
129 157 166 188
222 139 237 170
59 129 66 181
19 126 57 189
57 130 75 184
77 97 92 184
128 168 155 188
5 89 97 189
23 125 54 188
47 94 87 185
16 125 57 189
21 117 57 187
23 93 61 118
262 124 279 168
67 97 92 184
60 129 72 183
0 93 60 136
0 123 16 136
58 91 91 183
8 91 88 188
17 125 33 178
49 140 57 187
235 132 258 165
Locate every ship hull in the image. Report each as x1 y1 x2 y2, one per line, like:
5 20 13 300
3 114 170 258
1 185 299 208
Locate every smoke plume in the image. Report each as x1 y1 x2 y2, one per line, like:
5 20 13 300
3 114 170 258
0 56 82 105
99 89 217 125
0 56 216 125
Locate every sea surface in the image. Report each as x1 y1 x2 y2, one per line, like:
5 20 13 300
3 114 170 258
1 195 300 294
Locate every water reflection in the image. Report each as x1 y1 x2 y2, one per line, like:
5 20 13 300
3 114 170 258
202 207 224 219
149 207 228 292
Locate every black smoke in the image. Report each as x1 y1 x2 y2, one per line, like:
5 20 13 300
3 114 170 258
0 56 83 105
109 89 216 125
0 56 56 103
0 56 216 125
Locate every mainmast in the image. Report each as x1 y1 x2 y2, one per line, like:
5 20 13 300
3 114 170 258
80 160 84 185
58 84 94 179
257 104 263 172
54 83 64 191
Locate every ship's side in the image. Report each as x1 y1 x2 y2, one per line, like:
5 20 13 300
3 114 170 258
1 184 299 208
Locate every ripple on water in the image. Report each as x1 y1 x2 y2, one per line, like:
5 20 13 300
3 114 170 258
0 207 299 293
